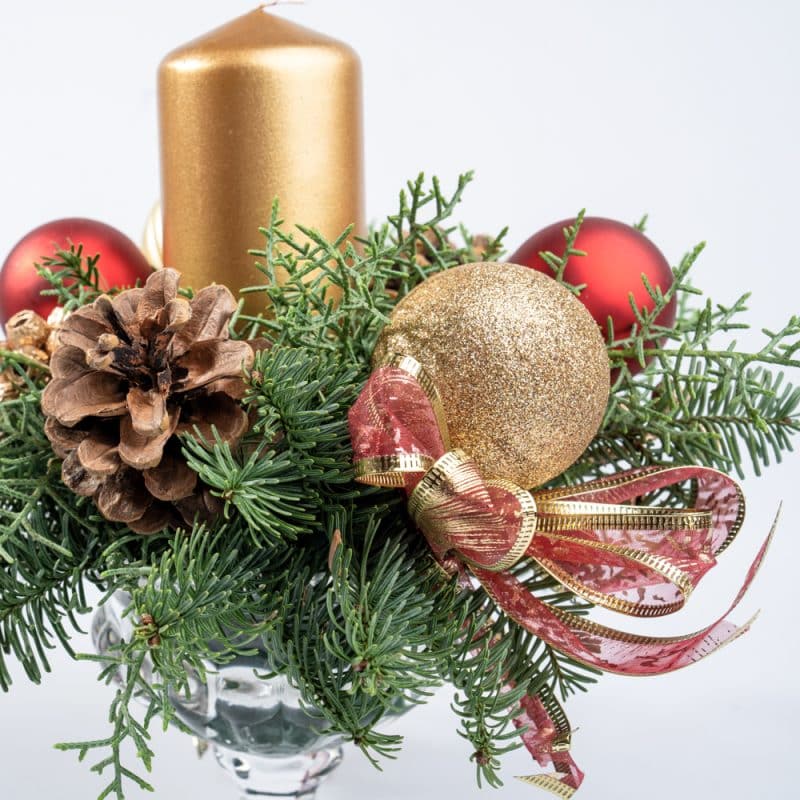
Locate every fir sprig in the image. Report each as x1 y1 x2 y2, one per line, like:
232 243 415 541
0 395 101 689
531 219 800 486
534 210 588 295
36 246 105 310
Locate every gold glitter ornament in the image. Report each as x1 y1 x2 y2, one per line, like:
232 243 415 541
372 262 610 488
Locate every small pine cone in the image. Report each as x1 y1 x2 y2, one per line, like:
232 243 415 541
6 309 50 350
0 311 52 400
41 269 254 535
414 227 454 267
470 234 492 260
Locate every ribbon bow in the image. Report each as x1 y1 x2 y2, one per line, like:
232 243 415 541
349 354 774 796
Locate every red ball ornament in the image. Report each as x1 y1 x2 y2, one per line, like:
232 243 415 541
0 218 153 326
510 217 676 373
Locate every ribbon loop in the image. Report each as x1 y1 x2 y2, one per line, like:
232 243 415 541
534 499 712 531
348 353 772 797
407 449 538 571
348 354 764 638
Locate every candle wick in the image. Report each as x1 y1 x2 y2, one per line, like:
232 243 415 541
260 0 307 9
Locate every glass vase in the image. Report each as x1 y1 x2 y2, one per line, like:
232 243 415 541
92 592 348 798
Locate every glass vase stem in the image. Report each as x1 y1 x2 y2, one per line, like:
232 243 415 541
214 746 344 798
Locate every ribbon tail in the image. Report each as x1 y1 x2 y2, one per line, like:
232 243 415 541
514 687 584 797
517 770 582 798
474 511 777 676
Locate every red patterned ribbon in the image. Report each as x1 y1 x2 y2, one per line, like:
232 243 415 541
514 688 584 797
348 355 774 796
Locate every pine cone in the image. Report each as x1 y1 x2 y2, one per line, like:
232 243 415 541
41 269 254 534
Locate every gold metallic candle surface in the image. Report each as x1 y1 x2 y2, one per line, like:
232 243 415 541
158 7 364 307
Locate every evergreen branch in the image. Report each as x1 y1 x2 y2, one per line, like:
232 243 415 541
0 176 798 799
182 434 315 541
533 210 587 295
56 525 284 800
264 513 460 766
450 632 534 788
324 517 460 702
240 171 496 364
126 523 276 684
0 397 102 689
0 349 51 374
37 247 105 309
56 648 157 800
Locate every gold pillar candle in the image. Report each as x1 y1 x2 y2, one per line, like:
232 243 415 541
158 6 364 307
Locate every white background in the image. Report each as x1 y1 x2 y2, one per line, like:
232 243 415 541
1 1 799 798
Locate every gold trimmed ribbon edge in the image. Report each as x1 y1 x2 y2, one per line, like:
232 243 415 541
407 449 473 521
717 480 746 555
533 465 745 553
535 499 713 532
547 602 760 649
534 686 572 750
534 532 697 618
479 575 763 678
379 352 451 449
483 479 537 571
532 464 704 501
534 554 687 618
515 774 576 798
354 454 434 487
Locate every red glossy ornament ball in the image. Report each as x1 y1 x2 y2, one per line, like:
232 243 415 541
510 217 676 373
0 218 153 326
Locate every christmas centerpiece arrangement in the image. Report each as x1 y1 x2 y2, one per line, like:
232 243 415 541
1 6 798 800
